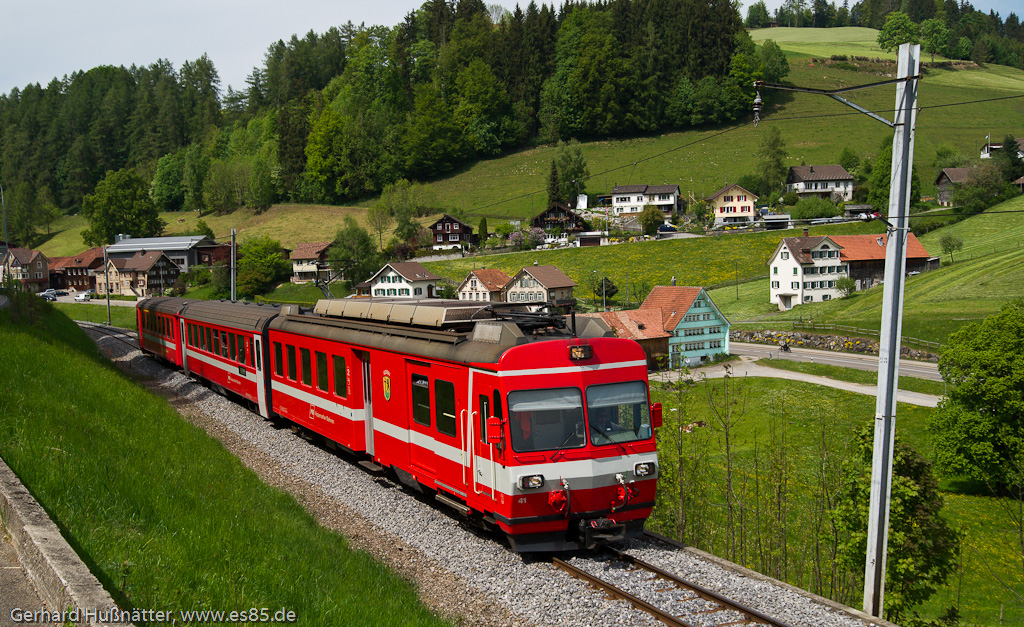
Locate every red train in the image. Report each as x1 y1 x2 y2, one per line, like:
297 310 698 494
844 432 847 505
137 296 661 552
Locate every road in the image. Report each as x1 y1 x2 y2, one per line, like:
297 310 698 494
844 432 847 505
730 341 942 381
53 293 138 307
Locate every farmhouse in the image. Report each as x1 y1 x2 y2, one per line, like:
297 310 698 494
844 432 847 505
503 265 576 311
579 309 669 368
105 235 227 272
705 184 758 227
532 203 590 233
457 268 510 302
97 251 181 298
640 286 730 367
785 165 854 202
57 247 105 293
767 230 933 311
364 262 441 298
428 214 474 250
980 137 1024 159
935 168 970 207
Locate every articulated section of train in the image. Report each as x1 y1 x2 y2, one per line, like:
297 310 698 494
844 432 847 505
137 296 661 551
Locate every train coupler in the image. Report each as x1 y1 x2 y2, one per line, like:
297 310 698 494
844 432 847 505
579 517 626 549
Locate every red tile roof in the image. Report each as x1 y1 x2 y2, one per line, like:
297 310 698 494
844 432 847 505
291 241 332 261
704 184 757 202
639 285 704 332
63 247 105 269
467 269 511 292
936 167 970 185
829 233 930 261
579 310 669 341
387 262 441 281
522 265 577 289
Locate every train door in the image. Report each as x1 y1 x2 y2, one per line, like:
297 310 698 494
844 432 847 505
432 364 469 499
407 361 435 477
471 373 502 503
180 319 190 375
254 332 268 418
355 350 374 456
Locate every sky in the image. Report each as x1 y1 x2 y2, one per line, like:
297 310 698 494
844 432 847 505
2 0 1019 96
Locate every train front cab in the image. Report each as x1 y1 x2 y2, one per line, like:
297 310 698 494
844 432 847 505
480 337 661 552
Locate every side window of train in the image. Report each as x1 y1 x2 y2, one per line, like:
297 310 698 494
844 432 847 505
492 390 503 421
435 379 456 437
237 335 246 364
478 395 490 443
333 355 347 398
286 345 297 381
411 375 431 427
229 334 237 362
206 328 212 352
300 348 312 386
274 342 283 376
315 351 328 392
254 339 261 370
220 331 229 358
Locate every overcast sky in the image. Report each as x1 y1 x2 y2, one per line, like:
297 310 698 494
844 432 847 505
2 0 1018 96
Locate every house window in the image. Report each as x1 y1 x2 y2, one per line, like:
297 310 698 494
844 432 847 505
773 266 778 275
771 281 780 289
791 282 799 289
781 252 789 260
793 268 798 275
448 234 459 242
436 235 443 242
804 295 813 302
414 288 422 295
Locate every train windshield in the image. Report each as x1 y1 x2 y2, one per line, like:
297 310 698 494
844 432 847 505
507 387 585 453
586 381 652 446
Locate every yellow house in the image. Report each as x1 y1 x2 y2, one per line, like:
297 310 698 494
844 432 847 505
705 184 758 227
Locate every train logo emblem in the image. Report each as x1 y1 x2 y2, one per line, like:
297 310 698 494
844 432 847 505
382 371 391 401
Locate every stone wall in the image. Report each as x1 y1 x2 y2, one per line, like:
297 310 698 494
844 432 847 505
731 329 939 362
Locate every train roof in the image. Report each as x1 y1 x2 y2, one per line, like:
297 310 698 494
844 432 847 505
137 296 192 315
270 298 614 365
178 299 281 331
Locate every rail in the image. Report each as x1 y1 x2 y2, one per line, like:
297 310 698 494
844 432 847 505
552 547 794 627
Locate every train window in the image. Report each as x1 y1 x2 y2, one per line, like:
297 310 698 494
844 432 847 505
255 339 261 370
411 375 430 427
585 381 651 445
237 335 246 364
435 380 456 437
244 338 252 366
333 355 347 397
300 348 312 386
200 326 206 351
221 331 229 358
316 352 328 392
229 334 236 362
478 395 490 443
206 327 212 352
274 342 283 376
191 324 197 347
158 316 164 336
287 345 296 381
213 330 220 356
507 387 585 453
493 391 503 420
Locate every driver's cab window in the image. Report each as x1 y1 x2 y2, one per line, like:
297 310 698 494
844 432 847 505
507 387 584 453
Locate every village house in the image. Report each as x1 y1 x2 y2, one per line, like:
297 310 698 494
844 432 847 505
767 230 934 311
457 268 510 302
502 265 576 311
428 214 474 250
360 262 441 298
980 137 1024 160
105 235 226 272
639 286 730 367
579 309 670 368
935 167 970 206
57 247 105 293
705 184 758 227
1 248 50 293
531 203 591 233
290 241 332 283
96 251 181 298
610 184 680 218
785 165 854 202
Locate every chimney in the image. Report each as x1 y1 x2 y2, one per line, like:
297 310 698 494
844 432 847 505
803 228 809 238
671 275 676 286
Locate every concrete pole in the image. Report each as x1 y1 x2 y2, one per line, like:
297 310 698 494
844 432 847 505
103 246 111 326
863 42 920 619
230 228 236 301
0 183 8 257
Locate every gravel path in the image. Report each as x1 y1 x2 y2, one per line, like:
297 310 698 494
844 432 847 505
82 324 891 627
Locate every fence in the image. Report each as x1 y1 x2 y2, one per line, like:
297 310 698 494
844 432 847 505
791 321 940 351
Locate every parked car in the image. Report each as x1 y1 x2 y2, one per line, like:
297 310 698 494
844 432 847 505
39 292 57 301
74 292 91 302
658 223 678 233
54 290 68 296
41 288 56 296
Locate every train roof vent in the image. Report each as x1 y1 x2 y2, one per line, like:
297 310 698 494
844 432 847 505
312 298 536 329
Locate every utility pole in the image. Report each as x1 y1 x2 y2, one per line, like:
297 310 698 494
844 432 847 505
0 183 8 257
103 245 111 326
756 43 921 619
230 228 236 301
864 42 920 618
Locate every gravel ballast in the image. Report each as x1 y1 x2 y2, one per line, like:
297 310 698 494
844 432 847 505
82 323 885 627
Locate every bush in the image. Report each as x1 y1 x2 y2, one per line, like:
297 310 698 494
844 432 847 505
790 196 839 220
782 191 799 206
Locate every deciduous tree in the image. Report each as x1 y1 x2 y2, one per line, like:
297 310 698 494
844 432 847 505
82 168 164 246
876 12 919 52
236 235 290 298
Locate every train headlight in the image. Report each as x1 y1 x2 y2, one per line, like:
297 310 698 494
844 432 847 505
519 474 545 490
634 462 656 477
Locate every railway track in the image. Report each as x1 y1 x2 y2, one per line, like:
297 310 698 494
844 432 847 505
76 321 140 351
553 542 794 627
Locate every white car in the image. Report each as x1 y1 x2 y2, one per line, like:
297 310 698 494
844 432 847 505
74 292 91 302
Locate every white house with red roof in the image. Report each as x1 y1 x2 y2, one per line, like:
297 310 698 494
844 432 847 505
767 230 933 310
502 265 577 311
785 165 854 202
97 251 180 297
1 248 51 293
705 184 758 227
364 262 441 298
639 286 729 367
611 184 680 217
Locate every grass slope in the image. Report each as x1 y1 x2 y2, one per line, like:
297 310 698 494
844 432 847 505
650 376 1023 625
0 301 447 627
